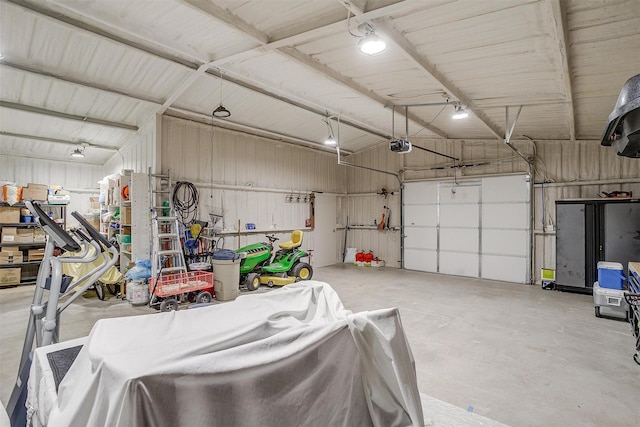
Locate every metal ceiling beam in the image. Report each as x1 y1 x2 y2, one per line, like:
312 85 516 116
546 0 576 141
0 61 164 105
178 0 269 44
7 0 200 69
206 1 418 67
0 131 120 151
165 107 354 155
9 0 391 143
339 0 503 139
279 47 448 138
374 17 504 140
180 0 447 138
0 101 139 131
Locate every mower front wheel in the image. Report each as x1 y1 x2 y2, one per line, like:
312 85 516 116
245 273 261 291
291 262 313 281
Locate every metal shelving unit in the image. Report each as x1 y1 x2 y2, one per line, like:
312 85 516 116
0 203 66 286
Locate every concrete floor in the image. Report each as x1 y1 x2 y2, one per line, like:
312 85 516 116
1 265 638 426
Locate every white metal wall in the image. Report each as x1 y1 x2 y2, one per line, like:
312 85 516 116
161 116 347 257
0 155 104 228
103 115 157 177
347 138 637 280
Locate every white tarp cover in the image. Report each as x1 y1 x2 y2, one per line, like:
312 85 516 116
29 281 423 426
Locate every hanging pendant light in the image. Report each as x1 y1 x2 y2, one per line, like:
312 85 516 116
324 118 336 146
213 71 231 118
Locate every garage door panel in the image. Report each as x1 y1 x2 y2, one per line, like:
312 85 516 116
440 228 478 252
482 229 528 256
482 175 529 203
482 255 528 283
405 205 437 226
440 252 479 277
405 182 438 202
404 227 437 250
439 184 480 205
440 204 479 227
483 203 528 229
404 249 437 272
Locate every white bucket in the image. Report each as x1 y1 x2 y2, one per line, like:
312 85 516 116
127 280 149 305
344 248 357 263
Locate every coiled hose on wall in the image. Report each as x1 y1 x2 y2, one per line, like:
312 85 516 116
172 181 199 226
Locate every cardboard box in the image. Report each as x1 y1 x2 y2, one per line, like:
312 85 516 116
0 267 21 285
0 207 20 223
33 229 46 243
90 197 100 209
27 248 45 262
121 207 131 225
1 227 34 243
22 184 48 202
0 249 23 265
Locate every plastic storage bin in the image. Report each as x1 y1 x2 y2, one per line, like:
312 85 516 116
211 250 240 301
593 281 629 319
597 261 625 290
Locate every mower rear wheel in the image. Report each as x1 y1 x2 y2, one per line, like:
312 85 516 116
160 298 179 312
245 273 261 291
291 262 313 281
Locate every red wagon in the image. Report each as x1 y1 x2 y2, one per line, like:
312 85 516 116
149 270 214 312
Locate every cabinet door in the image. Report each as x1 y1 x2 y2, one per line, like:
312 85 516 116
556 203 586 288
604 202 640 274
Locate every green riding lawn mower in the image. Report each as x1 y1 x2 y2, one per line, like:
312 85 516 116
236 230 313 291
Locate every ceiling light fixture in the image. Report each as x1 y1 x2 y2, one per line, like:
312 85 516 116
70 147 85 158
324 118 336 146
358 25 386 56
213 70 231 118
452 104 469 120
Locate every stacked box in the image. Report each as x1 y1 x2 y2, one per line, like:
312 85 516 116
27 249 45 261
1 227 34 243
0 267 21 285
0 207 20 223
21 183 48 201
33 229 46 243
0 249 23 265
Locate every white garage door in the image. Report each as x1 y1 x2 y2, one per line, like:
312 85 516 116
403 175 530 283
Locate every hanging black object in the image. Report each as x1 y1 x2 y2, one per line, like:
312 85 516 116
213 105 231 118
600 73 640 158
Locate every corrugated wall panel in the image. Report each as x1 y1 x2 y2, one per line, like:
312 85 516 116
349 139 639 274
103 116 157 176
161 116 346 257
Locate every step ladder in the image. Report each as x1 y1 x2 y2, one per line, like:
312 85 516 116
151 214 187 279
148 168 186 279
148 167 172 219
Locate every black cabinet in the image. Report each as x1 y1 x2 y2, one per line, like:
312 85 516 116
556 199 640 291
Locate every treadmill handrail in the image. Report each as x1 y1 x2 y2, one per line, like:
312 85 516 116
25 201 80 252
71 211 113 249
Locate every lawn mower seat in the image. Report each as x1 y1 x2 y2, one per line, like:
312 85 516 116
279 230 303 250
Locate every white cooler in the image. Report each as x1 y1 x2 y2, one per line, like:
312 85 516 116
593 281 629 320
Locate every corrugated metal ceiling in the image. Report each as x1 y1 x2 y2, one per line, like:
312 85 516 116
0 0 638 166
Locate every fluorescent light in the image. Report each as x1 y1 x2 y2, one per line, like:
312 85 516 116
358 30 386 55
452 105 469 120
